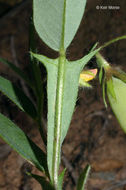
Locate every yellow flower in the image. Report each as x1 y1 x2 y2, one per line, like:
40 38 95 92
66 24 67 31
79 69 97 87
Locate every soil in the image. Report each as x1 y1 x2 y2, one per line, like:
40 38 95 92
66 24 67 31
0 0 126 190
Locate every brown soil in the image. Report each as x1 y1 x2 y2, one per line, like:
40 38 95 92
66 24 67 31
0 0 126 190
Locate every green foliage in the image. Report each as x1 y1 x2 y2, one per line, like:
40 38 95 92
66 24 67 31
32 48 100 181
0 57 33 88
0 113 48 173
58 169 66 190
0 76 37 119
28 173 54 190
0 0 126 189
77 165 91 190
33 0 87 51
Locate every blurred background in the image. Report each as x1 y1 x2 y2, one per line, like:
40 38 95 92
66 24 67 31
0 0 126 189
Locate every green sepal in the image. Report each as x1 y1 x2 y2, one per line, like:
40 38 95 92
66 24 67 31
107 78 116 101
102 76 107 108
99 67 103 84
79 78 92 88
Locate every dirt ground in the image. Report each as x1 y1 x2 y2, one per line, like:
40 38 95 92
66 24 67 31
0 0 126 190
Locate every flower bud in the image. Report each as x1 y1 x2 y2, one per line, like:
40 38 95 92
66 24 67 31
79 69 97 88
96 52 126 133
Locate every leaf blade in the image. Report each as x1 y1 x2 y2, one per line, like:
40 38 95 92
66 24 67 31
28 173 54 190
32 51 98 180
0 113 47 172
0 76 37 119
33 0 87 51
77 165 91 190
0 57 33 88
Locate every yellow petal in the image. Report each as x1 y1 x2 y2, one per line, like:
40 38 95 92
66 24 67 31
80 69 97 82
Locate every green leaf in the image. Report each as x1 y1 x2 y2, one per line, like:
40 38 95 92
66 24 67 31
107 77 126 133
32 48 100 180
33 0 87 51
28 173 54 190
58 169 66 190
77 165 91 190
0 113 47 172
0 57 33 88
0 76 37 119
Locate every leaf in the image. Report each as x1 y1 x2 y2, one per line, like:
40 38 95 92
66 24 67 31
33 0 87 51
107 77 126 133
77 165 91 190
58 169 66 190
0 57 33 88
28 173 54 190
32 48 101 180
0 113 48 172
0 76 37 119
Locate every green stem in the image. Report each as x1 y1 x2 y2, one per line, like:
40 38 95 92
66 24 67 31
52 49 66 189
52 0 66 188
96 52 110 69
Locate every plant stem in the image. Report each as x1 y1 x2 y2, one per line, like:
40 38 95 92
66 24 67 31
52 0 66 188
52 49 66 189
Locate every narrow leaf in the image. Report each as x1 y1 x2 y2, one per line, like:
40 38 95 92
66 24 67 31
107 77 126 133
0 57 33 88
0 76 37 119
77 165 91 190
28 173 54 190
58 169 66 190
0 113 47 172
33 0 87 51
